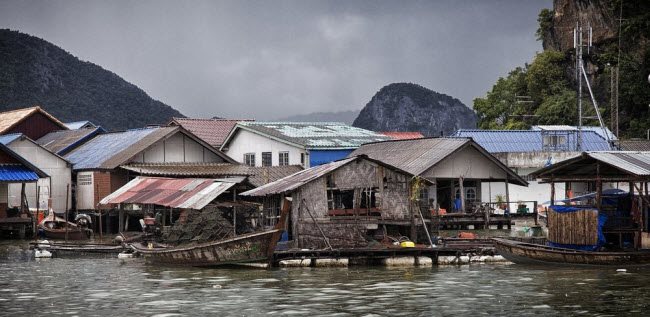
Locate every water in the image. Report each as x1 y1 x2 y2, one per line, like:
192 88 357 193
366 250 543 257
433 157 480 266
1 241 649 316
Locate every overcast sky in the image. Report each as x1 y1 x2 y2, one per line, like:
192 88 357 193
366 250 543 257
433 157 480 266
0 0 551 120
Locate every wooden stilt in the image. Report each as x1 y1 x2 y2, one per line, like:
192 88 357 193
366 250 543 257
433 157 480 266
65 184 69 241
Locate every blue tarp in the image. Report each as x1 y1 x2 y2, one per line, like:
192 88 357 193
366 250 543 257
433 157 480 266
547 205 607 251
309 149 353 167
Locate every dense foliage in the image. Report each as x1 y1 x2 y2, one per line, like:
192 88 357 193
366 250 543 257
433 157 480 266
474 0 650 138
0 29 184 131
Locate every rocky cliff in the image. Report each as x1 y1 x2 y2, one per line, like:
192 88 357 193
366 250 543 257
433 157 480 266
352 83 477 137
535 0 650 137
0 29 184 131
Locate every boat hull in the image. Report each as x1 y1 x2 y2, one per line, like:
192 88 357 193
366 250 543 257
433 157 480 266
493 238 650 266
41 228 89 240
132 229 282 266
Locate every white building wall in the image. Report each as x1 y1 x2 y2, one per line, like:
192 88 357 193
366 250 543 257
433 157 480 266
131 132 226 164
223 129 306 167
422 146 508 179
6 139 72 212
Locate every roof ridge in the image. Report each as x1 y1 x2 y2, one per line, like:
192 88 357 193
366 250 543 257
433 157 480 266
242 121 348 125
175 117 253 122
0 106 40 114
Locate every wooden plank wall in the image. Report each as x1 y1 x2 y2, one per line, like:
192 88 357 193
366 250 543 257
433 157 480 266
547 207 599 245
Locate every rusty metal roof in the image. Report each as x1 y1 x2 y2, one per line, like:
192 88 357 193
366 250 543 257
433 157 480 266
120 162 303 188
240 157 356 196
380 131 425 140
99 176 241 209
350 137 527 186
169 118 254 148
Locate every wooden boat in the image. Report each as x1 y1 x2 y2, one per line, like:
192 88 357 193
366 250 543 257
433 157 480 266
493 238 650 266
130 200 290 267
39 214 90 240
29 241 126 257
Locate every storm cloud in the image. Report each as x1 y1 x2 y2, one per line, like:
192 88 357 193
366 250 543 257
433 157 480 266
0 0 551 119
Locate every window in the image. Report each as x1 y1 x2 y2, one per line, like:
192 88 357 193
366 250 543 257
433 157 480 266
419 187 429 202
262 152 272 166
465 188 477 201
543 135 567 149
244 153 255 166
456 188 477 200
360 188 379 209
300 153 305 165
279 152 289 166
78 174 92 186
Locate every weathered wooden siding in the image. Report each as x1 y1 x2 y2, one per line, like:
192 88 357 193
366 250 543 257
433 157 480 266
289 159 412 249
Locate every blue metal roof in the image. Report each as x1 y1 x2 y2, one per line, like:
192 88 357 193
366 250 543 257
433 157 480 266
65 128 159 170
0 133 22 145
453 129 612 153
0 164 39 182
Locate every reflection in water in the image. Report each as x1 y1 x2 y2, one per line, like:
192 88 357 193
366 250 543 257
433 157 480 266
1 241 649 316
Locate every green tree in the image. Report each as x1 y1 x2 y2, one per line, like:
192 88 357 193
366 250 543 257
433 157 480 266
525 50 569 104
473 67 528 129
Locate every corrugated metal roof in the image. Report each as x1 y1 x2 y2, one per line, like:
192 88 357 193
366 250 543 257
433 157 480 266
226 122 390 150
349 137 527 186
588 152 650 176
0 142 48 179
532 125 617 141
0 164 40 182
0 106 68 134
240 157 356 196
99 177 240 209
36 127 103 155
453 129 612 153
170 118 253 148
350 138 471 176
120 162 302 188
65 121 97 130
0 133 22 145
65 127 162 170
380 132 425 140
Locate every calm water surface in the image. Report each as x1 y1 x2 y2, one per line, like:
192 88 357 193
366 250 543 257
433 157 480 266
1 241 649 316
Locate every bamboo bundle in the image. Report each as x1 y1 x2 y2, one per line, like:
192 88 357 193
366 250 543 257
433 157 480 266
548 207 599 245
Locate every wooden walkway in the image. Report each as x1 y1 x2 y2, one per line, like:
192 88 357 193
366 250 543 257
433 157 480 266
271 238 497 266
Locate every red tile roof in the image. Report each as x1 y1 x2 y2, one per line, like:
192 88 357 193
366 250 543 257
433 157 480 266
169 118 253 148
380 131 425 140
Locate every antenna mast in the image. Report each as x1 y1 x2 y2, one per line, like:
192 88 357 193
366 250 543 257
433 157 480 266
574 20 613 151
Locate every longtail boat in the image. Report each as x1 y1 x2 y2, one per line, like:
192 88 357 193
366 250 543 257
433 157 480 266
130 200 290 267
493 238 650 266
38 214 90 240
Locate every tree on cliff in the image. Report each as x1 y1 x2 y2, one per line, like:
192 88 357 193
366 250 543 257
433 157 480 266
475 0 650 138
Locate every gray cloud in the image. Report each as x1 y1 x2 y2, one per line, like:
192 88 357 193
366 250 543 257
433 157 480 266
0 0 551 119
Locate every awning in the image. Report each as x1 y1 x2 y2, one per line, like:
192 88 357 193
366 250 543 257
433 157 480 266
99 176 241 210
0 165 40 182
